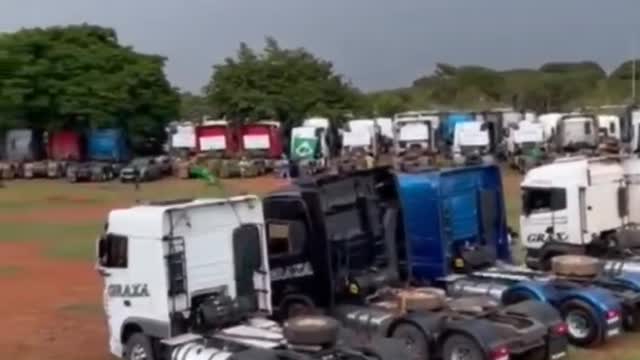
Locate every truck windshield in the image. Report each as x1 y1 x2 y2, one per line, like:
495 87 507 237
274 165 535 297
522 187 566 215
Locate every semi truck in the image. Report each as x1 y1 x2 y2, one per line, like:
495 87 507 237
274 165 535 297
97 196 402 360
519 155 640 276
392 165 640 346
238 120 284 177
451 122 495 166
392 111 439 171
6 128 46 178
264 169 569 360
47 130 84 178
505 120 547 173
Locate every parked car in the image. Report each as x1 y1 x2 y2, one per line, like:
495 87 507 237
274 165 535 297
153 154 172 175
66 162 115 183
119 157 163 182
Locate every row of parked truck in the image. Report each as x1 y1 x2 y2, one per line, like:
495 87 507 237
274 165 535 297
170 105 640 180
98 154 640 360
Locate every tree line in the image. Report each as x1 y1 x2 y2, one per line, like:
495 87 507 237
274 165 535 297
1 24 638 152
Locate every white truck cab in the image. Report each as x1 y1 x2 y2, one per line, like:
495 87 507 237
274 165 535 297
98 196 400 360
506 120 546 172
392 111 439 154
553 114 599 153
343 119 379 156
98 196 277 359
452 121 494 165
520 156 629 269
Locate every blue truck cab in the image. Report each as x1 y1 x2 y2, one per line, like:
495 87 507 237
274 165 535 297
87 129 130 163
395 165 626 347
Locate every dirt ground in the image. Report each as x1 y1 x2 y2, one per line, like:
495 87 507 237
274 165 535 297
0 172 638 360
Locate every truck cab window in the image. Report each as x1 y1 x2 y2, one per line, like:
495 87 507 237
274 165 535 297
267 221 305 257
98 234 128 268
522 187 566 215
584 122 591 135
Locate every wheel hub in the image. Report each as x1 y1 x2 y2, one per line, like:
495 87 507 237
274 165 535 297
451 346 474 360
566 311 590 339
130 344 148 360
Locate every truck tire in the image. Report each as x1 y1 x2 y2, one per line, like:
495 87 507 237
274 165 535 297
283 315 339 347
622 303 640 331
560 300 600 347
391 324 429 360
442 334 485 360
125 333 155 360
551 255 601 277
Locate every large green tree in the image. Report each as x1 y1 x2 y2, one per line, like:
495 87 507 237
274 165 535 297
0 24 179 153
205 37 363 129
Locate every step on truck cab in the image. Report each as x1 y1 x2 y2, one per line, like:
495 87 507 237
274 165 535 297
97 196 399 360
264 169 568 360
395 165 632 347
392 111 439 171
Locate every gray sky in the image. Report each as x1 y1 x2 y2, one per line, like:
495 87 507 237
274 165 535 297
2 0 639 93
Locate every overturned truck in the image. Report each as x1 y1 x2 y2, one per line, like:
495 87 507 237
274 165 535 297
264 169 568 360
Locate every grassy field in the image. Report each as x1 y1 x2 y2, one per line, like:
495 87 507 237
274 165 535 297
1 173 640 359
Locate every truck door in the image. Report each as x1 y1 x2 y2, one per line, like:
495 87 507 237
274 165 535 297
521 187 569 250
232 224 272 314
97 233 133 355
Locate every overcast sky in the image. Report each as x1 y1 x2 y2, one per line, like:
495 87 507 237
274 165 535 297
2 0 639 93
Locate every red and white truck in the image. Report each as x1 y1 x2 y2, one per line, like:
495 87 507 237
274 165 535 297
238 120 284 177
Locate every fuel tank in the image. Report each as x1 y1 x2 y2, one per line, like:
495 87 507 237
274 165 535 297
447 278 510 300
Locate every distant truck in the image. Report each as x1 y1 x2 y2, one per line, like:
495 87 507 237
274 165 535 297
6 129 47 179
392 111 439 171
195 120 240 178
289 117 337 176
506 120 547 173
238 120 284 177
66 129 129 183
338 119 380 172
47 130 84 178
452 121 495 166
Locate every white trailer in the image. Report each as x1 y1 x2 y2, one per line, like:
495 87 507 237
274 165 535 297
98 196 396 360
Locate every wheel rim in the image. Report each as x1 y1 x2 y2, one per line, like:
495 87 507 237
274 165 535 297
399 334 420 360
566 311 591 339
130 344 148 360
450 346 475 360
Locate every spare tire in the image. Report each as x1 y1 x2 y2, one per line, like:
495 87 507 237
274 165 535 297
396 288 445 312
283 315 339 347
551 255 601 277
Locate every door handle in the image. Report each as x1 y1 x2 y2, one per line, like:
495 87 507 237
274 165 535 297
124 300 131 307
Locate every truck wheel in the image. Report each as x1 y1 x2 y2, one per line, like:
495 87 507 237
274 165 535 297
560 300 600 347
125 333 155 360
391 324 429 360
622 304 640 331
442 334 484 360
283 315 339 347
